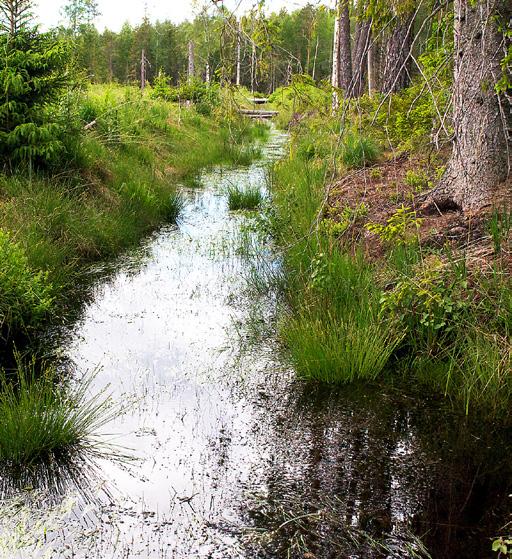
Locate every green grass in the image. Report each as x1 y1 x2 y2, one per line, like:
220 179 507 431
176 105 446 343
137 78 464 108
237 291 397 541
0 360 115 466
283 311 402 383
227 186 263 211
341 133 380 168
0 229 54 337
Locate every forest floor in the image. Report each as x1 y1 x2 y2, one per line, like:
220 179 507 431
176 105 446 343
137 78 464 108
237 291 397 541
326 152 512 269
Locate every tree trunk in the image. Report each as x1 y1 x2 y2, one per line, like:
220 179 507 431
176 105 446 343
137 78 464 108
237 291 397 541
351 19 370 97
236 19 241 86
188 40 195 82
251 41 256 93
380 11 414 95
140 49 146 91
312 36 319 81
338 0 353 94
367 32 381 95
331 1 341 110
429 0 511 211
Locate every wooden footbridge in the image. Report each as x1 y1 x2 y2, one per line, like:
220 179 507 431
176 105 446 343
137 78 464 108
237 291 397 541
240 97 278 119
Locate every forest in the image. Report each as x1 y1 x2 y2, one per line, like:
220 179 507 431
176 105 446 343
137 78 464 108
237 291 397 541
0 0 511 557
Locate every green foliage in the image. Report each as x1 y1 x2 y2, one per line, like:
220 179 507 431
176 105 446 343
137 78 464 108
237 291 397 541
366 205 422 245
493 536 512 557
0 358 114 466
150 74 220 116
0 30 75 167
321 203 368 237
0 229 53 336
227 186 263 211
380 255 469 352
404 169 431 192
341 133 380 168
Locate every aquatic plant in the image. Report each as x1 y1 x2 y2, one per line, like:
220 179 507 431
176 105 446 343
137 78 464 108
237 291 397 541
227 186 263 211
0 359 116 466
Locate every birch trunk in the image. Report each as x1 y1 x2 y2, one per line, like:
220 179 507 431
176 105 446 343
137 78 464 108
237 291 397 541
236 19 241 86
188 40 195 82
331 1 341 110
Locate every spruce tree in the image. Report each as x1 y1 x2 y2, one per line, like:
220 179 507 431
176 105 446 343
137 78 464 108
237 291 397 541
0 0 73 167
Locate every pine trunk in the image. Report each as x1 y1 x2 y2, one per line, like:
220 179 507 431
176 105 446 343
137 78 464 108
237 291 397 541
338 0 353 94
430 0 511 211
380 12 414 94
351 19 370 97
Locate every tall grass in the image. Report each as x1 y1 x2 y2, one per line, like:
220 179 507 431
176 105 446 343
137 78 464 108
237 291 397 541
268 150 403 383
0 360 115 466
283 311 402 383
269 125 512 417
341 133 380 168
227 185 263 210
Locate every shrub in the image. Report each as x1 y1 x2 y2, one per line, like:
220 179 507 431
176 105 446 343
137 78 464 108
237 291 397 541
150 73 220 113
0 229 53 337
380 255 469 353
365 205 422 245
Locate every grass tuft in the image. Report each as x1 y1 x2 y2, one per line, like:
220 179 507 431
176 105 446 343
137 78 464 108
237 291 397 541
0 359 116 466
283 311 402 383
341 133 380 168
227 186 263 211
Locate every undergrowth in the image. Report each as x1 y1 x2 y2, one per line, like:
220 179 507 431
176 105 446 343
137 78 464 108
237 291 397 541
267 112 512 418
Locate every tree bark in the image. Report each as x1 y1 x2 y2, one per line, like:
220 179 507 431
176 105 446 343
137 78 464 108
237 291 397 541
338 0 353 94
236 19 241 86
380 11 414 95
367 32 382 95
331 1 341 110
188 40 195 82
429 0 511 211
351 19 370 97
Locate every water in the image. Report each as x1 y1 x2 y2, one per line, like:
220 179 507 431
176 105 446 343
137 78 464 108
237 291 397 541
0 129 510 558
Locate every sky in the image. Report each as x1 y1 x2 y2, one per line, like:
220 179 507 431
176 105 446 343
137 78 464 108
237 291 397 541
35 0 326 31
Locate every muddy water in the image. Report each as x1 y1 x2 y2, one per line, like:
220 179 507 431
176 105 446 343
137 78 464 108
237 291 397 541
1 129 511 558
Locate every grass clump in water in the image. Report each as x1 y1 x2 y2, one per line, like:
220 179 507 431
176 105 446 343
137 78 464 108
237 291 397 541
0 360 115 466
283 311 402 383
227 186 263 211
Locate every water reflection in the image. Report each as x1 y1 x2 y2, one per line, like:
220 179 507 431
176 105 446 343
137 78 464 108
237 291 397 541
242 382 512 558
